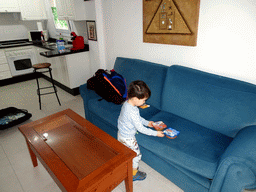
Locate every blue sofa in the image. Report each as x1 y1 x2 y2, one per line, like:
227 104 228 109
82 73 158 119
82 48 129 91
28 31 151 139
79 57 256 192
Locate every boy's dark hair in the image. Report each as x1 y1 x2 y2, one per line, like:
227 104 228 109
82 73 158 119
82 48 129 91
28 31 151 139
128 80 151 99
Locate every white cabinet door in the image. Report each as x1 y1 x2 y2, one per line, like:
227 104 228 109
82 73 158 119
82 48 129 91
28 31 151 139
64 0 75 20
49 56 70 88
35 49 90 89
0 0 20 12
65 52 91 89
0 71 12 80
0 64 10 72
0 53 7 64
0 50 12 80
40 55 70 88
56 0 67 20
34 47 48 64
56 0 85 20
56 0 75 20
19 0 47 20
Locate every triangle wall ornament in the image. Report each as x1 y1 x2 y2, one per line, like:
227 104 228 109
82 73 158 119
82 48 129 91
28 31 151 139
143 0 200 46
146 0 191 34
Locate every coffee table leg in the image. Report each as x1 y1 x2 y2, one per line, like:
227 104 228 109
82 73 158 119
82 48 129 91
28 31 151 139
26 140 38 167
124 161 133 192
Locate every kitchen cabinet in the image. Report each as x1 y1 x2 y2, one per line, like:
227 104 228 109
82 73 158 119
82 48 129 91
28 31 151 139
0 50 12 80
47 56 70 88
56 0 86 20
0 0 20 12
38 50 91 89
34 47 48 64
34 47 69 87
64 52 91 89
19 0 47 20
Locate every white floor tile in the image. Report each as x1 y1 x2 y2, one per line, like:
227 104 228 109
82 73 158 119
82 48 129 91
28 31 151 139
8 148 35 174
0 157 24 192
133 172 174 192
26 180 62 192
0 126 27 156
0 178 24 192
0 89 24 109
149 169 184 192
0 145 7 160
139 160 154 174
116 179 139 192
9 150 53 191
111 185 123 192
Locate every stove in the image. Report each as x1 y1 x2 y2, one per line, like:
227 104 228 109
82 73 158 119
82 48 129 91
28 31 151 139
3 40 37 77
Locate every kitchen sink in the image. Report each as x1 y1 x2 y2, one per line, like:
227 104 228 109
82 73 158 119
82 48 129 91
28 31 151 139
64 44 73 48
44 42 72 49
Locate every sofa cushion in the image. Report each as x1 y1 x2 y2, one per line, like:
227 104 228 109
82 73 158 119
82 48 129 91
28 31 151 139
88 98 122 128
113 57 168 110
161 65 256 137
136 111 233 179
87 98 161 129
139 106 161 120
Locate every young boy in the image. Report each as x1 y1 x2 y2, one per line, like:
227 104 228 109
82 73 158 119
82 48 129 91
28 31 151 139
117 80 165 181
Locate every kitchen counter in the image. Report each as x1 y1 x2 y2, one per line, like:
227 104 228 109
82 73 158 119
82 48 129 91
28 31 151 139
0 40 33 49
1 39 91 96
0 39 56 49
0 39 90 57
39 44 89 58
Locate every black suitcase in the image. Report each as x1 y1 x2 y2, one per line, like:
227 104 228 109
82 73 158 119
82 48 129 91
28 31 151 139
0 107 32 130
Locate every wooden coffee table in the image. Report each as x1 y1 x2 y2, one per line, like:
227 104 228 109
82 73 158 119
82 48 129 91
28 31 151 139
19 109 136 192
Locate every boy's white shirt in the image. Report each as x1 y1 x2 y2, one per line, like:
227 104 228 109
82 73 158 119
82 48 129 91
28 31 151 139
118 100 158 138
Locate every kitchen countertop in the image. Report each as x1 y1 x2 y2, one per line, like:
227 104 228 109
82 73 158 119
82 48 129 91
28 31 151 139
0 39 89 57
0 40 33 49
39 44 89 58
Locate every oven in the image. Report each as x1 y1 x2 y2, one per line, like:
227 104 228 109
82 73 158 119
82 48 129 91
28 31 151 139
5 47 37 77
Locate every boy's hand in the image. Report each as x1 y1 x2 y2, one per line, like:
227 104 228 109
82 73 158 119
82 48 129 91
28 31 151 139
148 121 154 127
157 131 165 137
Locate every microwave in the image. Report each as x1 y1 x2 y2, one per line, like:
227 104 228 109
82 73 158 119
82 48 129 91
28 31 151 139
29 30 49 43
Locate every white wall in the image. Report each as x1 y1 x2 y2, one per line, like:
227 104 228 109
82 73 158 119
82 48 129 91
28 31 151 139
101 0 256 85
86 0 105 74
0 13 42 41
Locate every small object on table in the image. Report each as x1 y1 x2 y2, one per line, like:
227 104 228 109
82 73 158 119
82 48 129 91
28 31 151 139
139 104 150 109
153 121 167 131
163 128 180 139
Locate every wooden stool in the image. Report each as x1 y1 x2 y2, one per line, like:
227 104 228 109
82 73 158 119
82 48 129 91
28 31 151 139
32 63 61 110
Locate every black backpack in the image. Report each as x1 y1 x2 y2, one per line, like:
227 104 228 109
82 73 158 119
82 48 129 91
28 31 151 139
87 69 127 104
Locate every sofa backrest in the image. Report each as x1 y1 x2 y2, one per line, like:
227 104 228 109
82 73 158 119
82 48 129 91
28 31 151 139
162 65 256 137
114 57 168 109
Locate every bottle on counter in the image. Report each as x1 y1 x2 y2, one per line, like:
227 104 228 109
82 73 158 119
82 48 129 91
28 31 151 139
56 40 65 53
59 33 64 40
41 31 45 45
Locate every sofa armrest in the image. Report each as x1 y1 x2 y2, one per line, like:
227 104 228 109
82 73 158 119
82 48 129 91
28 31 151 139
79 83 100 119
210 126 256 192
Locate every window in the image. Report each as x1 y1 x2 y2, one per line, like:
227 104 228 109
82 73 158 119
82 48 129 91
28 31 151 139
51 6 69 30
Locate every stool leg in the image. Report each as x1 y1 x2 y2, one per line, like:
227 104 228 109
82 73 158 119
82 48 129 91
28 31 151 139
34 69 42 110
48 68 61 106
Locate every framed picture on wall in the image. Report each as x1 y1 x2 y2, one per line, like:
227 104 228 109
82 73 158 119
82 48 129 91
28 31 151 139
86 20 97 41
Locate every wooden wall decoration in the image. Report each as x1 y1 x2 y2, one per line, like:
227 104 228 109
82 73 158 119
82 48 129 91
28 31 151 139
143 0 200 46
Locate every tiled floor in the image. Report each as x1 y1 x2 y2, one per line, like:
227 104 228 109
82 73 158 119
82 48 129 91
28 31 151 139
0 78 184 192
